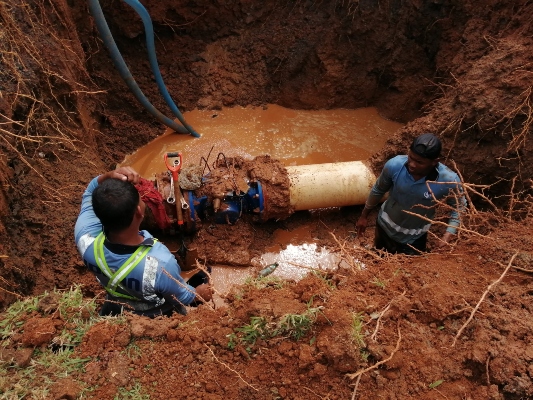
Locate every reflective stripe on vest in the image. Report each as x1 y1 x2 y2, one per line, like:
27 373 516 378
93 232 156 300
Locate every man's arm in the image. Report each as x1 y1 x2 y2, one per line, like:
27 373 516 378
156 262 212 308
356 161 394 236
74 167 141 245
436 177 467 247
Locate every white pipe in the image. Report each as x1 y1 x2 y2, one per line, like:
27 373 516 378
285 161 376 211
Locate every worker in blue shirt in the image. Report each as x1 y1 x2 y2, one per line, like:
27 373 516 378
74 166 212 317
356 133 466 255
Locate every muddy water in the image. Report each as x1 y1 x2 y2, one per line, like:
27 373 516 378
251 224 363 280
123 104 402 178
197 224 366 308
123 105 401 302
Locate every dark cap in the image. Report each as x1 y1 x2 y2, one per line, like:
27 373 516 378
410 133 442 159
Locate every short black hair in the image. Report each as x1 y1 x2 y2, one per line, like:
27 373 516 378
92 178 140 232
410 133 442 159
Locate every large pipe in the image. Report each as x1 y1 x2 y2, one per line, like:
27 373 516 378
87 0 190 135
285 161 376 211
144 161 378 232
122 0 201 138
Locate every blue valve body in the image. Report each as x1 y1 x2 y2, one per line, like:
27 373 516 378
185 181 265 227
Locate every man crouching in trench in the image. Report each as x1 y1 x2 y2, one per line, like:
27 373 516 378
74 166 212 317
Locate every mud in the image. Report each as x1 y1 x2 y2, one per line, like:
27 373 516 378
1 0 533 399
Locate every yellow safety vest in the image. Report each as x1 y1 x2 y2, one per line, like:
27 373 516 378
93 232 157 300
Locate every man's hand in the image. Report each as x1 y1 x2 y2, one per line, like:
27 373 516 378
194 283 213 303
98 166 140 185
355 206 373 237
435 231 454 249
355 216 368 236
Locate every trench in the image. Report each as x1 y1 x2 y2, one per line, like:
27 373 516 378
2 1 532 397
123 105 402 305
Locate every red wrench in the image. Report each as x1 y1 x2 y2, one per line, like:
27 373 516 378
164 152 184 225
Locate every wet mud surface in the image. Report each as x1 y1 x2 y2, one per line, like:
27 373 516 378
1 0 533 399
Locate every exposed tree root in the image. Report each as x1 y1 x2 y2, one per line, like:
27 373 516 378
451 251 519 347
346 321 402 380
205 344 259 392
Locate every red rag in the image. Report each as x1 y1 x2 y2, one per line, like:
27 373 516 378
135 178 172 230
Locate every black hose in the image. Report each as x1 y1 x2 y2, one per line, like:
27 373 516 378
87 0 191 135
123 0 200 138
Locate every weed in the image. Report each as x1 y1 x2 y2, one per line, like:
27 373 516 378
144 364 153 371
228 304 324 351
0 343 90 399
371 277 386 288
243 275 286 290
393 268 404 277
429 379 444 389
125 340 142 360
33 347 90 375
235 316 270 346
274 306 323 340
115 382 150 400
231 276 286 301
311 270 336 290
227 333 238 350
351 312 366 348
105 313 129 326
54 286 99 348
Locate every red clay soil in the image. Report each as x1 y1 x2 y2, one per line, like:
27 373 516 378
1 0 533 399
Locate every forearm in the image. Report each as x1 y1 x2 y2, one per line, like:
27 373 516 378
74 177 102 243
360 204 374 218
158 271 197 306
445 216 460 234
365 167 392 210
446 191 467 234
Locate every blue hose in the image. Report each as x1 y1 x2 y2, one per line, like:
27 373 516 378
123 0 200 138
87 0 194 135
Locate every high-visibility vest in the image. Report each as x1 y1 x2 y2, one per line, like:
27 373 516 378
93 232 157 300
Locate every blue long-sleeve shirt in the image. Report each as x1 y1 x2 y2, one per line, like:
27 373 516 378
366 155 466 244
74 177 196 313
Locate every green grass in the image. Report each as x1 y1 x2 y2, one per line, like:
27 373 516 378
228 303 324 351
243 275 286 290
115 382 150 400
0 286 104 398
236 316 270 345
230 275 286 303
310 270 337 290
54 286 100 348
274 306 323 340
124 340 142 360
0 296 39 346
351 312 366 348
370 277 386 288
429 379 444 389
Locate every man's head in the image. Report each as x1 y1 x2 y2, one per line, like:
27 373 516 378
410 133 442 160
407 133 442 178
92 178 142 232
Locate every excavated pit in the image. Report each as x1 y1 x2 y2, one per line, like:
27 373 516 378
1 1 533 399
